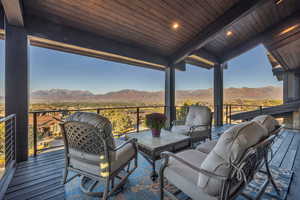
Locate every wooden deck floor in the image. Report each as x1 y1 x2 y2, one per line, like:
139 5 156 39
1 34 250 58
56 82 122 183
4 128 300 200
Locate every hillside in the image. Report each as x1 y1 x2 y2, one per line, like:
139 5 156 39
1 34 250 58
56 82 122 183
24 86 283 104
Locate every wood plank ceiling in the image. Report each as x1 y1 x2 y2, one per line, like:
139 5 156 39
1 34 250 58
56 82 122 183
23 0 238 56
22 0 300 70
203 0 300 57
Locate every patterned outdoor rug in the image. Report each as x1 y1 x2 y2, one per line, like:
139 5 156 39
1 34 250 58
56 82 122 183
65 155 293 200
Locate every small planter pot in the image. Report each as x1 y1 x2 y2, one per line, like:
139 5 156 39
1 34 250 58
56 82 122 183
151 128 161 137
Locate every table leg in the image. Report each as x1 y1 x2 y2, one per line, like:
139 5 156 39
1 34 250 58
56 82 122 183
150 161 158 181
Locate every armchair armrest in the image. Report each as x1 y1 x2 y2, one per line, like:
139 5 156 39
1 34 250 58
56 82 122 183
189 124 210 131
161 151 227 181
114 138 137 151
172 120 185 126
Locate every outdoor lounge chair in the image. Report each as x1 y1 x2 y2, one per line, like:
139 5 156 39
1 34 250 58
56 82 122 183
171 105 212 144
60 112 138 199
196 114 281 155
159 121 280 200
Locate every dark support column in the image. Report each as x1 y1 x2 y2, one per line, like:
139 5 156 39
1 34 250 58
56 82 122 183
165 66 176 129
5 24 29 162
214 63 224 126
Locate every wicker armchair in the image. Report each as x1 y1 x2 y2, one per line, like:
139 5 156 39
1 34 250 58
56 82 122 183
171 106 212 144
60 112 138 199
160 121 280 200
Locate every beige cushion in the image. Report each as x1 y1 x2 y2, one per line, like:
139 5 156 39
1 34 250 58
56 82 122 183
171 125 208 135
186 106 212 127
196 140 217 154
197 121 268 196
69 142 135 176
251 115 279 134
164 150 216 200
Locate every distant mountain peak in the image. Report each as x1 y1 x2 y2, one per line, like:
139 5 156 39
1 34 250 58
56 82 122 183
27 86 283 104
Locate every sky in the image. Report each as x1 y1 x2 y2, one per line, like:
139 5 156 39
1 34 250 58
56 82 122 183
0 42 281 96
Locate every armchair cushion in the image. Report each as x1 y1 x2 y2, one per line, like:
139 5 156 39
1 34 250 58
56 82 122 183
196 140 218 154
198 121 268 196
185 106 212 127
171 125 208 135
251 115 279 134
164 150 217 200
69 141 136 177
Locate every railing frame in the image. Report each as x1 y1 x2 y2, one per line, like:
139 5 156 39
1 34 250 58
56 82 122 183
0 114 17 200
30 105 166 156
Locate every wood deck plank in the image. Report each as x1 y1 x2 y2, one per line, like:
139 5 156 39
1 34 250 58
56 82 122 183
3 128 300 200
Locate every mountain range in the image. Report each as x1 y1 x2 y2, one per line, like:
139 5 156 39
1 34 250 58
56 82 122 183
23 86 283 104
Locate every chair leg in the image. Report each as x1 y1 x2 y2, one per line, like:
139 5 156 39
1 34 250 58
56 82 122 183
102 178 110 200
265 161 281 196
63 166 68 184
159 173 164 200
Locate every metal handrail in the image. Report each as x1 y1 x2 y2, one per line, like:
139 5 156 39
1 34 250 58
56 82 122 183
30 105 167 156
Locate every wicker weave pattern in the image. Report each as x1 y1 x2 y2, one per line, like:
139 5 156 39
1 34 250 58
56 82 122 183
64 122 105 154
64 112 115 152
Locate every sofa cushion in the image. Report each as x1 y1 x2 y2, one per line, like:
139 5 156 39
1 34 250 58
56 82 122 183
197 121 268 196
165 150 216 200
186 106 211 127
196 140 218 154
251 115 279 134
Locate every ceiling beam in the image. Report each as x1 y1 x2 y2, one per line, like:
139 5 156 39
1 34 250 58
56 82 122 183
25 15 177 71
193 49 221 64
220 12 300 63
1 0 24 26
171 0 269 64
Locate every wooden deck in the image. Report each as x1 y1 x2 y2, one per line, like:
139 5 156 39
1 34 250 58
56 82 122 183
4 128 300 200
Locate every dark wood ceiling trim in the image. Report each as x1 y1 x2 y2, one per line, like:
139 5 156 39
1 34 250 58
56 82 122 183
1 0 24 26
170 0 269 64
193 49 221 64
25 15 172 71
220 12 300 63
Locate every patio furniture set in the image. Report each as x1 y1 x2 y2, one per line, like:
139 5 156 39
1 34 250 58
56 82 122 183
59 106 282 200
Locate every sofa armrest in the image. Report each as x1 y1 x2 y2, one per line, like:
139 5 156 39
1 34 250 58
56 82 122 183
172 120 185 126
114 138 137 151
189 124 210 131
160 151 227 181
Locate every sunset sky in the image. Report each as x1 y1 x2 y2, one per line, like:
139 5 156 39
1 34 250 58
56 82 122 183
0 41 282 95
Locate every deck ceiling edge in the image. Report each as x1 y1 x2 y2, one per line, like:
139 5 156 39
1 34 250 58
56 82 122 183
25 15 170 71
170 0 270 64
221 12 300 63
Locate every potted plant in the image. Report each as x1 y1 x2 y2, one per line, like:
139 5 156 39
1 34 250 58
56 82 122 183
145 113 167 137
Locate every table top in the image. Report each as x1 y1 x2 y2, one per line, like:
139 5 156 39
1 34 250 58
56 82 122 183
126 129 190 151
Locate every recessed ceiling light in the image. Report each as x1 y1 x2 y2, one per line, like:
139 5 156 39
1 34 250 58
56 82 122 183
172 22 179 30
226 31 233 37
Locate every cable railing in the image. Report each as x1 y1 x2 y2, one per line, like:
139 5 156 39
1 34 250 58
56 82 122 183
224 104 271 124
29 105 166 156
0 114 16 183
28 103 273 156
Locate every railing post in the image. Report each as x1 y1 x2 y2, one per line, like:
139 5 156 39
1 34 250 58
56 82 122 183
33 113 37 157
225 104 228 124
136 107 140 132
259 106 263 114
96 109 100 114
229 104 232 124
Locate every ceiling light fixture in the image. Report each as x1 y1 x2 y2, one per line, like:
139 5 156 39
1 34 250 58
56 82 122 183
172 22 179 30
226 31 233 37
275 0 284 5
